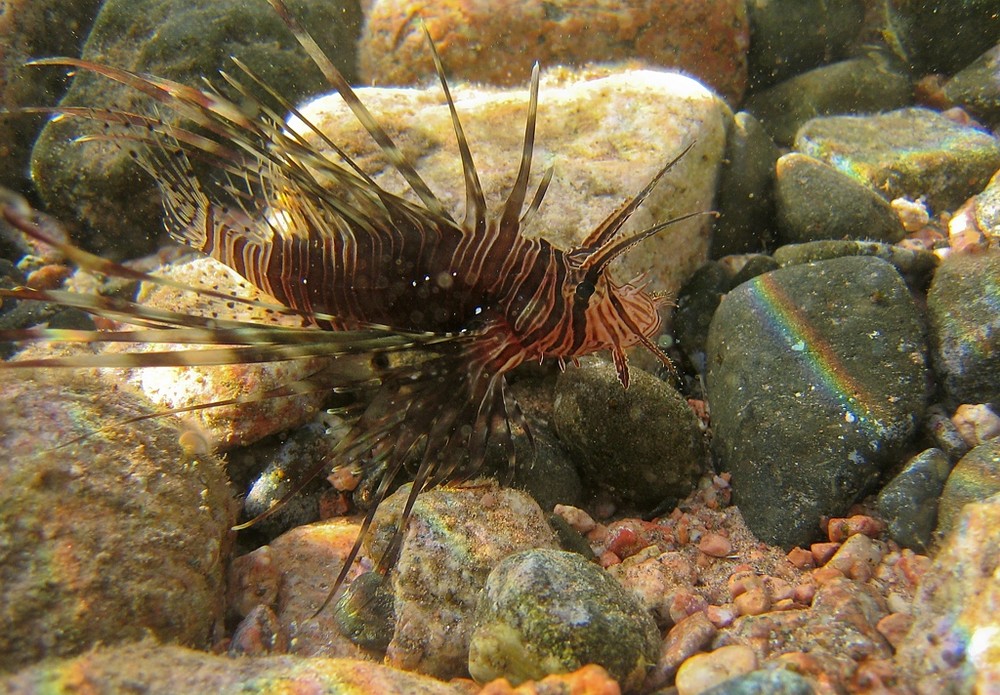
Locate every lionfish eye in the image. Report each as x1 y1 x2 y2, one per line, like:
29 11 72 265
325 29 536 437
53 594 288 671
574 279 596 303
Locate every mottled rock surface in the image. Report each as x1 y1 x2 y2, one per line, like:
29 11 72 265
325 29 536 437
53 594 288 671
927 250 1000 406
795 107 1000 214
360 0 750 103
0 641 470 694
0 367 235 671
368 482 559 680
469 548 659 690
707 256 928 547
553 358 705 510
897 493 1000 693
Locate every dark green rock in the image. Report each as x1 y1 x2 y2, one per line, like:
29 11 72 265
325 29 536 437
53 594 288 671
795 107 1000 214
943 43 1000 127
745 54 911 146
876 448 953 552
711 112 780 257
469 548 659 690
333 571 395 652
552 359 705 510
674 261 735 368
775 153 905 244
746 0 864 90
927 250 1000 406
30 0 362 257
773 239 938 291
936 438 1000 536
706 256 928 547
0 0 104 191
883 0 1000 74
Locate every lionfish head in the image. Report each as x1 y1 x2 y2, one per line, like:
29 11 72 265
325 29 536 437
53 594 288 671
563 229 673 389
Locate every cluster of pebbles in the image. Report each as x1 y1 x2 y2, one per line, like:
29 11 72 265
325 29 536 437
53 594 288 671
1 0 999 693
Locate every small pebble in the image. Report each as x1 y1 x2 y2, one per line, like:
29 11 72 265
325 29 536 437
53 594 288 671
228 605 287 656
786 547 814 570
734 588 771 616
876 612 914 650
706 605 738 629
645 611 718 691
699 533 733 558
826 534 885 580
952 403 1000 447
892 197 931 232
675 644 758 695
552 504 597 534
810 542 840 565
827 514 885 542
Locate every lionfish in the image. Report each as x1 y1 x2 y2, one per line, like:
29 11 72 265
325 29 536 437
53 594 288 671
1 0 696 611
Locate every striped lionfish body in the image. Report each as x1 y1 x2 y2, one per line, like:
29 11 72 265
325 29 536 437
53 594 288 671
2 0 694 608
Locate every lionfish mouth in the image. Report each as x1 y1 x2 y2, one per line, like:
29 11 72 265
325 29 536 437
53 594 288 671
1 0 700 617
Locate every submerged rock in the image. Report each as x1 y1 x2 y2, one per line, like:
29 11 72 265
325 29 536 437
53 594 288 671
0 366 235 671
707 256 928 547
553 358 706 510
0 641 468 695
795 107 1000 214
897 493 1000 693
367 481 559 680
927 250 1000 407
469 548 659 691
936 438 1000 536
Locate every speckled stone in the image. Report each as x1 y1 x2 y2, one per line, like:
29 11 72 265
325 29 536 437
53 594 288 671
897 493 1000 693
713 578 891 681
884 0 1000 74
706 256 929 547
469 548 659 690
552 358 705 510
942 43 1000 126
772 239 938 291
360 0 750 104
30 0 362 256
712 112 781 257
936 438 1000 536
0 367 235 671
876 448 953 553
927 250 1000 406
0 0 103 191
293 67 728 301
745 0 864 89
367 481 560 679
701 668 816 694
675 644 758 694
745 54 911 146
795 107 1000 214
775 153 905 245
0 641 470 694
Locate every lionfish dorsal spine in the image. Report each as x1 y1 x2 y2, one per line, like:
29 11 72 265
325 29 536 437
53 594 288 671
265 0 453 224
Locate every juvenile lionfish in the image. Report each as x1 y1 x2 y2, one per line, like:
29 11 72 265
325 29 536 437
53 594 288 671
1 0 696 609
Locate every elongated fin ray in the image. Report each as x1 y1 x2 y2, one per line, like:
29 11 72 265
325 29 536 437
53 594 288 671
266 0 452 223
500 63 541 232
420 22 486 235
572 142 695 264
